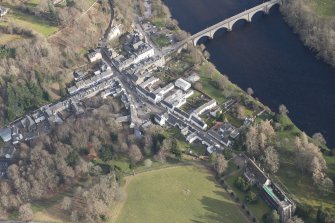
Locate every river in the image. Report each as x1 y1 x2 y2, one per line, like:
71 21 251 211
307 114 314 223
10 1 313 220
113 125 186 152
164 0 335 147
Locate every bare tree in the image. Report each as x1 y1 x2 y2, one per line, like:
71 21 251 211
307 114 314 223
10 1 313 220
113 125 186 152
71 210 79 222
61 196 72 211
312 132 326 147
247 87 254 96
19 203 33 221
194 82 203 91
246 126 259 155
279 104 289 116
246 120 275 156
128 144 143 164
264 146 279 173
215 75 229 90
214 154 228 175
294 133 328 183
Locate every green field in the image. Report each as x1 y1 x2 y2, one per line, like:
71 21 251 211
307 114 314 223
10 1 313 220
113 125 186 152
311 0 335 17
116 165 249 223
0 8 58 36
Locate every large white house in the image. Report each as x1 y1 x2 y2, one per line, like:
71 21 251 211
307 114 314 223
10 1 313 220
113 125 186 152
175 78 191 91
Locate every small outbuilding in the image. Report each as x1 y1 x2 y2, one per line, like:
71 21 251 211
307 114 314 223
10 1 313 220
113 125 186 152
0 127 11 142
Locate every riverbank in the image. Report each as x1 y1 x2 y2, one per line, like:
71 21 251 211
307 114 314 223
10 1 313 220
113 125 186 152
280 0 335 67
159 0 335 222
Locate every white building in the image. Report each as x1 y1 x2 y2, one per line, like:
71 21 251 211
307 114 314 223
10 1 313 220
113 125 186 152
140 76 159 89
187 72 200 83
175 78 191 91
154 82 174 98
87 49 102 63
192 99 217 116
108 24 121 40
164 89 194 108
133 46 155 64
154 114 167 126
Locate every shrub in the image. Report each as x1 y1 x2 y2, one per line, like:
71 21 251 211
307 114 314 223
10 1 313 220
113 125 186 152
235 177 250 192
144 159 153 168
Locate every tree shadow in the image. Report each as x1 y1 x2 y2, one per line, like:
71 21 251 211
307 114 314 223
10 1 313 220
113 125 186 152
192 193 240 223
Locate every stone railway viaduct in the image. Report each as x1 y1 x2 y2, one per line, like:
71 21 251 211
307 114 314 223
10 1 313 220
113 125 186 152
186 0 283 46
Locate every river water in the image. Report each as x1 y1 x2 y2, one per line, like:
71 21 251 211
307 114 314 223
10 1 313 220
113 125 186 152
164 0 335 147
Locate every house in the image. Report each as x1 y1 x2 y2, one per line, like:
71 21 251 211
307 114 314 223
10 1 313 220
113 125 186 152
166 113 186 130
175 78 191 91
220 122 240 139
192 99 217 116
153 82 174 98
32 111 46 124
108 24 122 40
154 114 167 126
164 89 194 109
137 86 161 103
48 101 67 115
11 125 22 144
186 132 199 143
0 127 11 142
244 117 255 127
70 101 84 115
244 159 295 223
208 129 232 147
173 107 191 121
190 116 207 130
131 72 148 85
210 107 222 117
68 85 78 95
21 116 36 132
0 6 9 17
73 70 85 81
87 49 102 63
140 76 159 89
116 115 130 123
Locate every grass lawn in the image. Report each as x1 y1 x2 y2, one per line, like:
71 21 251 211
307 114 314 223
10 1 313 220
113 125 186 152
26 0 41 7
116 165 249 223
0 6 58 37
0 34 21 45
310 0 335 17
152 17 167 28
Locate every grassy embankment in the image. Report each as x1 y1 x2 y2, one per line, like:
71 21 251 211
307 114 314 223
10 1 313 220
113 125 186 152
115 164 249 223
196 61 335 220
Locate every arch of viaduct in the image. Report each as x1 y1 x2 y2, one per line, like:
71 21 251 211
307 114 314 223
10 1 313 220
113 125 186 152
190 0 283 46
